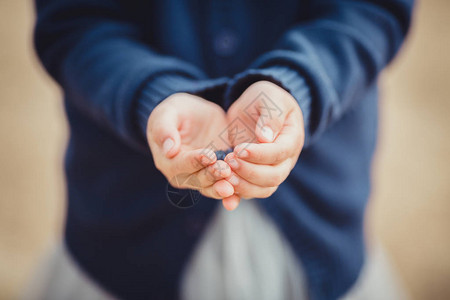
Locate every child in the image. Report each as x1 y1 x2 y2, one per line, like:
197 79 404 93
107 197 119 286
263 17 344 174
31 0 414 299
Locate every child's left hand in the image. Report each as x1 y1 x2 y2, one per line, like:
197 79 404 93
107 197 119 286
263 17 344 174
222 81 305 210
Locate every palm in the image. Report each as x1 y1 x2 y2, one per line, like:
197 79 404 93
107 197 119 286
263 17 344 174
226 97 270 147
225 110 258 147
226 86 286 147
177 99 230 152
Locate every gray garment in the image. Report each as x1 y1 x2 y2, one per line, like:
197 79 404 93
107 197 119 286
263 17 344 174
23 201 409 300
22 243 117 300
180 200 308 300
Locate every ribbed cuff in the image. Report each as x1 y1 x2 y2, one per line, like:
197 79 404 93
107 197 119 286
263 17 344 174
136 74 229 140
224 66 312 145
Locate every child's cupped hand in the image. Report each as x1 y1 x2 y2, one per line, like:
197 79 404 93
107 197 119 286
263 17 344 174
146 81 305 211
146 93 235 200
221 81 305 210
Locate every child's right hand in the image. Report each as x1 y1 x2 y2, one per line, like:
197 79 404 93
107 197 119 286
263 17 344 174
146 93 235 200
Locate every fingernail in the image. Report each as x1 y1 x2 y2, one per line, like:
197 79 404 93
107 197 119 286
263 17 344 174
227 158 239 169
236 149 249 158
261 126 274 142
163 138 174 154
228 175 239 186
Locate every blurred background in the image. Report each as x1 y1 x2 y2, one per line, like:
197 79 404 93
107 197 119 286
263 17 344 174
0 1 449 299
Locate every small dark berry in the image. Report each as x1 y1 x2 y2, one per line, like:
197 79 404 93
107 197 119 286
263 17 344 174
215 148 233 160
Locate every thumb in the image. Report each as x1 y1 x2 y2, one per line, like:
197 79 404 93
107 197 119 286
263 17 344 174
254 113 284 143
149 109 181 158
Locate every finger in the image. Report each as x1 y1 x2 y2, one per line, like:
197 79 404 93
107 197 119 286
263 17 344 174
233 138 296 165
226 172 278 199
194 160 232 188
225 153 292 187
234 113 304 164
148 108 181 158
254 114 283 143
168 149 217 178
246 81 300 143
222 195 241 211
171 162 231 192
199 179 234 199
253 97 286 143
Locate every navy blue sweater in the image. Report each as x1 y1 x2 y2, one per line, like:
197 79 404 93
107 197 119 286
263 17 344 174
34 0 413 299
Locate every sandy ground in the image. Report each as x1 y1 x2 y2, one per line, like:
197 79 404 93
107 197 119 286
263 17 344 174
0 1 449 299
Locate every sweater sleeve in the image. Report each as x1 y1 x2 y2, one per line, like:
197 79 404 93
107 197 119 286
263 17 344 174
224 0 415 146
33 0 225 152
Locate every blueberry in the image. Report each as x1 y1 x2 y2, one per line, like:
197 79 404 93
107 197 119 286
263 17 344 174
215 148 233 161
214 150 226 161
